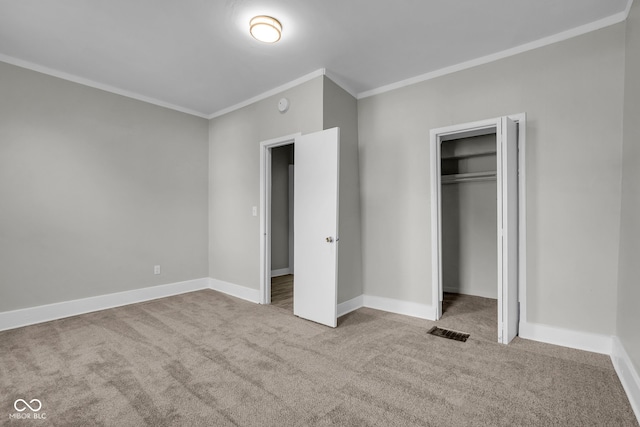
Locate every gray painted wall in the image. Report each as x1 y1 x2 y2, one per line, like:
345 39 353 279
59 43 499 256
617 0 640 375
0 62 209 312
270 144 293 272
442 135 497 299
209 76 362 305
323 77 364 303
358 24 625 335
208 77 323 290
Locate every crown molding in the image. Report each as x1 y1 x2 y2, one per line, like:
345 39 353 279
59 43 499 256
208 69 326 119
625 0 635 20
0 53 209 118
358 9 631 100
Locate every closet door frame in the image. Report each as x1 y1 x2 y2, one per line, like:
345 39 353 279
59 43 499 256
429 113 527 343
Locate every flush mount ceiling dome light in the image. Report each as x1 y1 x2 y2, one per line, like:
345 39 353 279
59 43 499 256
250 15 282 43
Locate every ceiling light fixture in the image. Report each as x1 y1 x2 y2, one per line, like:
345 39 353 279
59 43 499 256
250 15 282 43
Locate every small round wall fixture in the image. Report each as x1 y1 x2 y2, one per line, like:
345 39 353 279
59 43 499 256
278 97 289 113
250 15 282 43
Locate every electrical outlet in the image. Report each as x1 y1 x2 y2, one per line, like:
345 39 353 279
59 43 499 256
154 265 161 275
252 206 257 216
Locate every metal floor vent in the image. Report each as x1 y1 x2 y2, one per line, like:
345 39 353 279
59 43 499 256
427 326 470 342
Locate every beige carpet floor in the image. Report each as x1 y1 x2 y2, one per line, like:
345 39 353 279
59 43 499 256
0 289 637 426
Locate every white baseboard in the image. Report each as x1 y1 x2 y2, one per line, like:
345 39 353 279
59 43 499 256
337 295 364 317
0 278 210 332
271 268 291 277
519 321 613 355
209 278 260 304
612 337 640 423
443 286 497 300
363 295 436 320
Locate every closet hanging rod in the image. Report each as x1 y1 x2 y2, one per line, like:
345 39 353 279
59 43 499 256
441 171 496 184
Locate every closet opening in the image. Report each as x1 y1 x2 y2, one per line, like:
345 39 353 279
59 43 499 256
441 133 498 340
430 114 526 344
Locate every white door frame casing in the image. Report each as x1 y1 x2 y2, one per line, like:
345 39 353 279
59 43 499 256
429 113 527 341
259 133 301 305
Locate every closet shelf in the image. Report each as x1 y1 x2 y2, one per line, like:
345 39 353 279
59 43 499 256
441 150 496 160
441 171 496 184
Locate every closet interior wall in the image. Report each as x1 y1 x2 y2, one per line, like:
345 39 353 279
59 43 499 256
441 134 498 299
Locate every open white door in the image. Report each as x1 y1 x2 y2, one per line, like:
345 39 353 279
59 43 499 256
293 128 340 327
497 117 519 344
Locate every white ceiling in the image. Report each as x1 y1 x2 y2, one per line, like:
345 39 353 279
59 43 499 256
0 0 631 118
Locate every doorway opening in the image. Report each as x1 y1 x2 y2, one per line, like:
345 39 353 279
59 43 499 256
269 144 294 311
259 133 300 308
260 129 341 328
430 114 526 344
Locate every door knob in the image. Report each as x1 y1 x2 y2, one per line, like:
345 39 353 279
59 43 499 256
326 236 334 243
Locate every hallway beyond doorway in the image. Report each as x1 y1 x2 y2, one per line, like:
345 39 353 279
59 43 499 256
271 274 293 311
